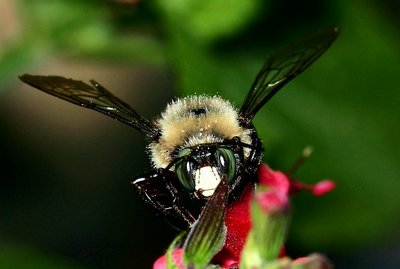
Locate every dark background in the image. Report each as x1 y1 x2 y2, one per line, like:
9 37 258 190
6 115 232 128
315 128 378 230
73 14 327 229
0 0 399 268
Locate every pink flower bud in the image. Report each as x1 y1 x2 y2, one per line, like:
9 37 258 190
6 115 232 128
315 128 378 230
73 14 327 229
312 180 336 196
256 190 289 214
153 248 184 269
290 179 335 197
257 164 290 195
292 253 333 269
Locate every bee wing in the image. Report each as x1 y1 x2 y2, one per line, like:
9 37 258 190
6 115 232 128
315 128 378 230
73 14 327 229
20 74 159 138
240 27 339 123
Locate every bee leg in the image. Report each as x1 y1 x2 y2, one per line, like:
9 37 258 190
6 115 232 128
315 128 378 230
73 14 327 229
246 137 263 176
131 169 196 230
230 136 262 175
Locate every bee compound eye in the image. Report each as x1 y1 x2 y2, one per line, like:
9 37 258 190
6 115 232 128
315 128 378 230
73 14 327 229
215 147 236 182
175 158 196 191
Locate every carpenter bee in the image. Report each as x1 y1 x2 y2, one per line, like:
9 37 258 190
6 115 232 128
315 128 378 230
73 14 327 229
20 27 338 230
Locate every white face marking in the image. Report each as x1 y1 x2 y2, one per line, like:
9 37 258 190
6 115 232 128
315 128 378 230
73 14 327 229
194 166 221 197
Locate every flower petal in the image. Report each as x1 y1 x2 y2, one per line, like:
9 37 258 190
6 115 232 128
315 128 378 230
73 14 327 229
153 248 185 269
257 164 290 194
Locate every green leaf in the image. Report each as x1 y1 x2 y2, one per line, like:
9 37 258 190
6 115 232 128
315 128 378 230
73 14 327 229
240 188 290 268
253 199 289 260
183 177 228 268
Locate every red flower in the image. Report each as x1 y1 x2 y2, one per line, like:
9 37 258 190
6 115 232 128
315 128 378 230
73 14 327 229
213 164 292 267
153 164 334 269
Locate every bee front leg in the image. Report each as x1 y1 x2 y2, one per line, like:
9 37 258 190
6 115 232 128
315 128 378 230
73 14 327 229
131 169 196 230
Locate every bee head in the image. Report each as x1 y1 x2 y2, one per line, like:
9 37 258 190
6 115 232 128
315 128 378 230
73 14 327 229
172 144 237 198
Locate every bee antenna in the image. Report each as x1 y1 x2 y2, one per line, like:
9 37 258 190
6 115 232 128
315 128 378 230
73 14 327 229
165 155 198 170
239 141 257 150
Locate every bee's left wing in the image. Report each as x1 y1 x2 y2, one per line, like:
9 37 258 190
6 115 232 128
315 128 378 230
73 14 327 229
240 27 339 124
20 75 159 138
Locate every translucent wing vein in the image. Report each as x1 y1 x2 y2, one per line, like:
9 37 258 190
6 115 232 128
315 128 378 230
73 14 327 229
20 75 159 138
240 27 339 123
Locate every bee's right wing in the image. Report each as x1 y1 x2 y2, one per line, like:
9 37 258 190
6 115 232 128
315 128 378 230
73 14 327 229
20 75 159 138
240 27 339 124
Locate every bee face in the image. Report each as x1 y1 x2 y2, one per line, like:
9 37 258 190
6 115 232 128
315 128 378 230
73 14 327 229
148 95 255 199
149 95 252 167
174 143 239 198
19 27 338 229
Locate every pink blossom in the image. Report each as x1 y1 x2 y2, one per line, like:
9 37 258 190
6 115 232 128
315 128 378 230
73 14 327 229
153 163 334 268
290 178 335 196
256 190 289 214
257 164 291 194
153 248 185 269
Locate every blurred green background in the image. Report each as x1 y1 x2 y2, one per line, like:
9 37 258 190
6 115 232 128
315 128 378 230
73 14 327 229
0 0 399 268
